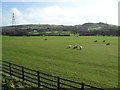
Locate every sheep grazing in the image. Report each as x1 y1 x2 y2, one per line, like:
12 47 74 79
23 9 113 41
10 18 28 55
103 40 105 42
79 46 83 50
73 45 78 49
94 40 97 42
67 45 72 48
106 43 110 45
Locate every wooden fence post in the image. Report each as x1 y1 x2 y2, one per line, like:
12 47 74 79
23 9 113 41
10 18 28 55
22 66 24 81
57 76 60 90
81 82 84 90
9 62 12 76
37 71 40 88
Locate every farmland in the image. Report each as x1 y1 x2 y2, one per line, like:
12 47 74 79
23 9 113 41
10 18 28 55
2 36 118 88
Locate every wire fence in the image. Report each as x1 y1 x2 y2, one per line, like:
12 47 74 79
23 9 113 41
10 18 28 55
2 60 104 90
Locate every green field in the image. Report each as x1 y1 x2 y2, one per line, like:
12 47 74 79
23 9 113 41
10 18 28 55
28 31 71 36
2 36 118 88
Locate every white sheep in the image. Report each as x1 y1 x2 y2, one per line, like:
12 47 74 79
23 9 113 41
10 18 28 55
80 46 83 50
68 45 72 48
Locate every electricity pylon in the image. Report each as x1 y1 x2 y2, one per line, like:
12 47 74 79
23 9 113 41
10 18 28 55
12 13 16 26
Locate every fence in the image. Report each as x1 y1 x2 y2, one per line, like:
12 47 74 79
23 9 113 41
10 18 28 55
2 60 104 90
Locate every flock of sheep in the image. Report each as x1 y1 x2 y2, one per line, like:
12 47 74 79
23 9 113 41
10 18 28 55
67 40 110 50
94 40 110 45
44 38 110 50
67 45 83 50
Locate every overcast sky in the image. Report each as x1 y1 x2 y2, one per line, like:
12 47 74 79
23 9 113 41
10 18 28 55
1 0 119 26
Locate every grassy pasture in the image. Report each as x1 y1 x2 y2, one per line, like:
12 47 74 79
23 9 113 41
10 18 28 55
2 36 118 88
28 31 71 35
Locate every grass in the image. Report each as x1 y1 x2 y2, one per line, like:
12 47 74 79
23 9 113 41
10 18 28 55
40 31 71 35
2 75 35 89
28 31 71 35
2 36 118 88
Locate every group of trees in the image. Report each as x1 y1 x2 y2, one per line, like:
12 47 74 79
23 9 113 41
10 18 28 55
1 22 119 36
2 27 28 36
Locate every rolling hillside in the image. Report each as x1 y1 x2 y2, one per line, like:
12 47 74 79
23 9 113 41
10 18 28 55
1 22 118 36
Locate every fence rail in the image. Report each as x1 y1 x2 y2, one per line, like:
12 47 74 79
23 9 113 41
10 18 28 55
2 60 104 90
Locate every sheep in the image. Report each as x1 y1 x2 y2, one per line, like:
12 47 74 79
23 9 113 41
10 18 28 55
106 43 110 45
94 40 97 42
103 40 105 42
67 45 72 48
79 46 83 50
73 45 78 49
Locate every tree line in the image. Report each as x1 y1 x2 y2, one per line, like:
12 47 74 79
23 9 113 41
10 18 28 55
1 22 119 36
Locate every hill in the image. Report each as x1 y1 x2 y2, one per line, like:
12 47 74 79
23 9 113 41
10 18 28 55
1 22 118 36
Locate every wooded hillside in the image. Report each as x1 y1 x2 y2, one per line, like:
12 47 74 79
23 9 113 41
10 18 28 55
1 22 119 36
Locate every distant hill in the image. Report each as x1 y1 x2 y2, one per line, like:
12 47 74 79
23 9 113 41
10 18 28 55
1 22 118 36
75 22 117 31
2 22 117 31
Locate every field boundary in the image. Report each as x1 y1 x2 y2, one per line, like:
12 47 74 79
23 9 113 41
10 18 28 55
2 60 104 90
